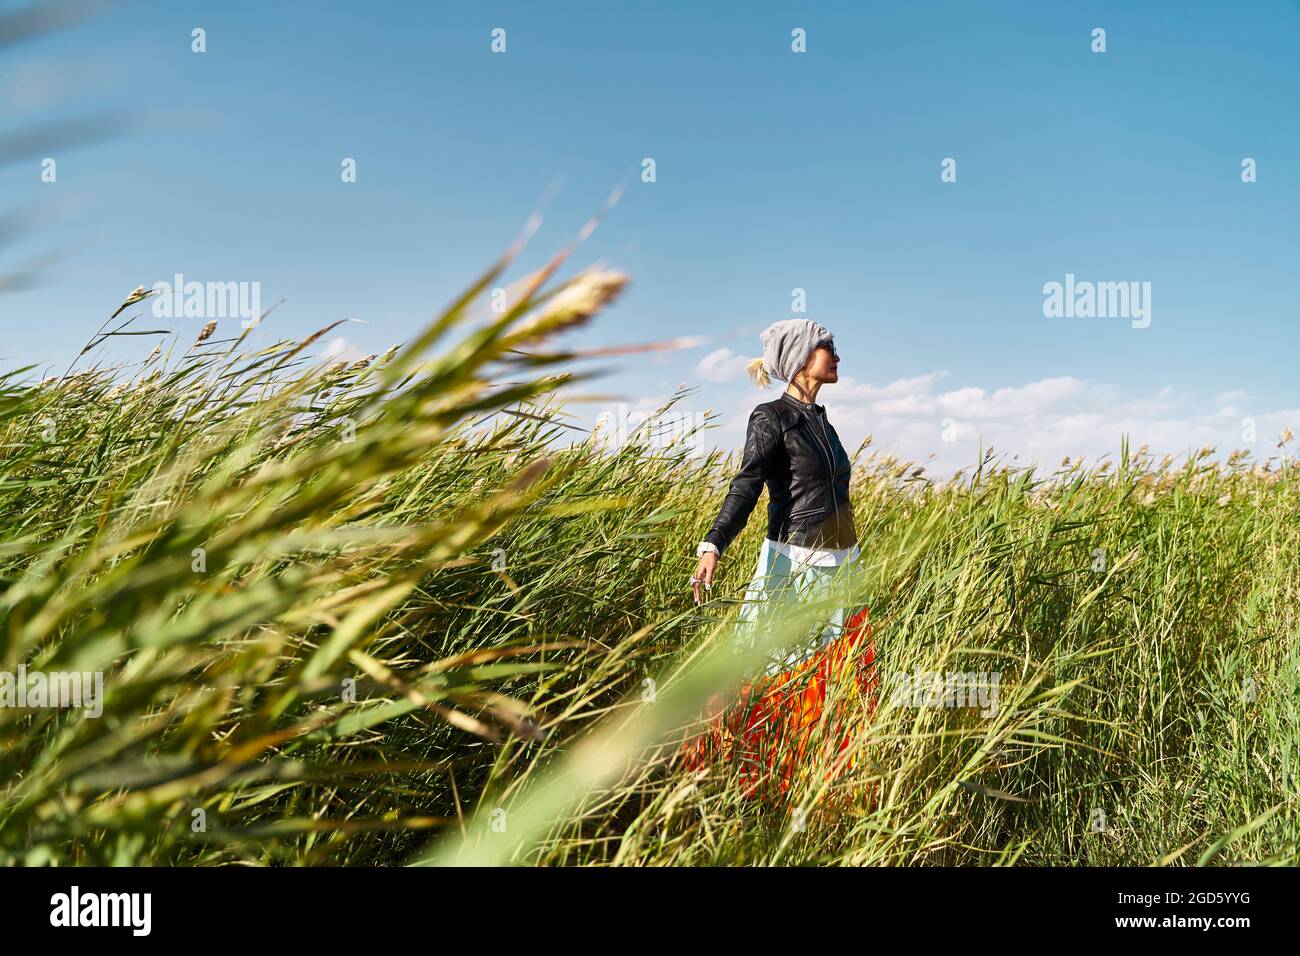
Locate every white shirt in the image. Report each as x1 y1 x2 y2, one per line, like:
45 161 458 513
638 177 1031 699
767 538 859 567
698 537 859 567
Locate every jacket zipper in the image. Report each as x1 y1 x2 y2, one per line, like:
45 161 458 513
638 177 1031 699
813 413 837 514
785 392 837 535
794 398 837 523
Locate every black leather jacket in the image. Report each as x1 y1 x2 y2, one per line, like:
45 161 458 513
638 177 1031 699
703 391 857 556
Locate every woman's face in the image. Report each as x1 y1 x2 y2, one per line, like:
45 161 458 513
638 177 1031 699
804 342 839 383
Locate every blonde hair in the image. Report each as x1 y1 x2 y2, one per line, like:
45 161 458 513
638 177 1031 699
746 357 771 390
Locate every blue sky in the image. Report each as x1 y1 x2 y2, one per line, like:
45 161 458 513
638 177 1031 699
3 0 1298 473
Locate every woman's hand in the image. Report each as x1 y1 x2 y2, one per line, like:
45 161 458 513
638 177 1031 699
691 552 718 605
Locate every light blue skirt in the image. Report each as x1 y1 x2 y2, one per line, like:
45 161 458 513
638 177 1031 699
730 538 862 677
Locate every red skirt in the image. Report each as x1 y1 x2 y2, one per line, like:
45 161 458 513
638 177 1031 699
677 606 877 801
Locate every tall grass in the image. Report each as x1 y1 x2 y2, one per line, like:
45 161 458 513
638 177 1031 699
1 245 1296 866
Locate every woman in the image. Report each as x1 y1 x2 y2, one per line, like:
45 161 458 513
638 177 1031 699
681 318 877 798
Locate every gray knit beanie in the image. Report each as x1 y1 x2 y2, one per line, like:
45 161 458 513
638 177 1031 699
745 319 837 389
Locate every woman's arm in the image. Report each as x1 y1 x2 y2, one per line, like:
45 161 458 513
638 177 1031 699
702 405 780 556
690 405 780 604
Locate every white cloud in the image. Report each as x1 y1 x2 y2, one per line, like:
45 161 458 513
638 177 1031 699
676 369 1300 478
322 336 365 364
696 347 751 382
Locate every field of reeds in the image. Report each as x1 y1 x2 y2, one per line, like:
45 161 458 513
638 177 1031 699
1 243 1297 867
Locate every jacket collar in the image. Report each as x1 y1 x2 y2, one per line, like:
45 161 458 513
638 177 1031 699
779 391 824 415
